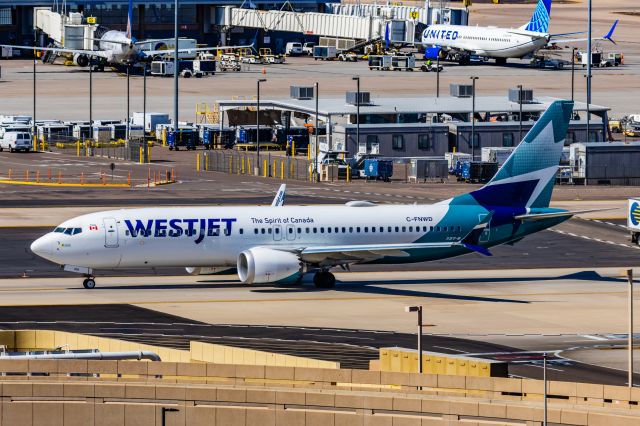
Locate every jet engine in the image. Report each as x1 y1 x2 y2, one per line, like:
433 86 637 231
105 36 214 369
185 267 235 275
73 53 89 67
237 247 302 284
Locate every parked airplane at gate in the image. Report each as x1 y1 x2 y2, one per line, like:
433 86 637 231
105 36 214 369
32 100 597 289
421 0 617 65
0 0 245 68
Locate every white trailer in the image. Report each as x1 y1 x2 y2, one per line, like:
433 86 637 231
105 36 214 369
132 112 171 134
628 198 640 244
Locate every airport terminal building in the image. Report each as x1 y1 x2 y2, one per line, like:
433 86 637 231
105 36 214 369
0 0 326 48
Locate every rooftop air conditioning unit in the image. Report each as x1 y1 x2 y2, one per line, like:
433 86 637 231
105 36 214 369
508 88 534 104
450 84 473 98
346 91 371 105
290 86 314 100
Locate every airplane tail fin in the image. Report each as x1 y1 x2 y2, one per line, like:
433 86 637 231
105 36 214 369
520 0 552 33
126 0 133 40
452 100 574 209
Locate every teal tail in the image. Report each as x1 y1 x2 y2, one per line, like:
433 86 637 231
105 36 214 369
452 100 574 209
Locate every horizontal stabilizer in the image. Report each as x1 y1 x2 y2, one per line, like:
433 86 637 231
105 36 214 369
514 208 615 221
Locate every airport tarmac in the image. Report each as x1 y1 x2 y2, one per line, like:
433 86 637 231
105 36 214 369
0 1 639 120
1 267 640 384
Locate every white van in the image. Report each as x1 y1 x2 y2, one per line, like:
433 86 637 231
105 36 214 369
285 42 303 56
0 132 31 152
302 42 315 56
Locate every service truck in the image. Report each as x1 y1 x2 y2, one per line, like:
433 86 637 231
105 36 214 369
628 198 640 244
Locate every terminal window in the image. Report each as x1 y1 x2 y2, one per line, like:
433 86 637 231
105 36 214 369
392 135 405 151
418 134 432 150
0 8 11 25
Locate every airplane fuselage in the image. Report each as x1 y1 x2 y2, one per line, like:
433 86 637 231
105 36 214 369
31 203 563 270
98 30 139 64
421 24 549 59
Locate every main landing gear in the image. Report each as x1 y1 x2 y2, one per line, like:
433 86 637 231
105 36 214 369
313 271 335 289
82 276 96 289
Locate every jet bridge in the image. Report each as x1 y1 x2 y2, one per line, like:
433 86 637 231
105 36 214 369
215 6 416 43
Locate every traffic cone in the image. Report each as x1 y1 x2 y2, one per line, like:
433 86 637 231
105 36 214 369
262 67 266 74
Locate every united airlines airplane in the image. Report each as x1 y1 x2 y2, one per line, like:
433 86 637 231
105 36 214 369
421 0 617 65
32 101 591 289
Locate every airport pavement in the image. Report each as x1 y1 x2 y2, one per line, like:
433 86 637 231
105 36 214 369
0 1 638 120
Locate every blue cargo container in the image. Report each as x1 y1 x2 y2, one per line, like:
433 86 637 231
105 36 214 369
168 129 198 151
364 159 393 181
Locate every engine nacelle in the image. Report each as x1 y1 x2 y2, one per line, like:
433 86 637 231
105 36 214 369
237 247 302 284
185 267 235 276
74 53 89 67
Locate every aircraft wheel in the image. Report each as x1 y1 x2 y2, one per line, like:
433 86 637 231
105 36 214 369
313 271 335 289
83 278 96 289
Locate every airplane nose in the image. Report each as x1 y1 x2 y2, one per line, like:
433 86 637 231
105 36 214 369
30 235 53 258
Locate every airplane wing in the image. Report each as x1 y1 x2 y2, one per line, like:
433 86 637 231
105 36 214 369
141 45 253 57
549 20 618 45
271 184 286 207
275 212 494 266
0 44 111 59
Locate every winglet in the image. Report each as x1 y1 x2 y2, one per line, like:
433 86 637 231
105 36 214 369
271 184 286 207
462 243 493 257
604 20 618 44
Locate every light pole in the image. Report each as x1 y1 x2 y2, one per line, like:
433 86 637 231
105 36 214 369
405 305 423 374
174 0 179 139
518 84 523 142
143 63 147 140
470 76 479 160
571 47 577 102
352 76 360 154
436 53 440 98
543 353 548 426
586 0 592 141
256 78 267 176
315 81 319 183
32 31 37 151
126 65 130 144
628 269 634 388
89 58 93 141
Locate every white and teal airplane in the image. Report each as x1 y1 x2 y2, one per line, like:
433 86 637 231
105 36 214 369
421 0 617 65
31 100 590 289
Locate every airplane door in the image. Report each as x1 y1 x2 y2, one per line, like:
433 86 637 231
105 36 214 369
478 214 490 243
103 218 119 248
285 224 296 241
273 225 282 241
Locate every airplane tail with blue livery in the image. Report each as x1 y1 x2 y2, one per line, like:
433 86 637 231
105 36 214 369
520 0 552 33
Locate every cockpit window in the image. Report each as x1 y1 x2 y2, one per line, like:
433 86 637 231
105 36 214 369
58 227 82 235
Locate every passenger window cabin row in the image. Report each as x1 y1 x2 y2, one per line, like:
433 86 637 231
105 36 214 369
253 225 463 235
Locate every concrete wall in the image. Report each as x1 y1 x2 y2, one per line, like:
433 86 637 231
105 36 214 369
0 330 338 369
0 360 639 425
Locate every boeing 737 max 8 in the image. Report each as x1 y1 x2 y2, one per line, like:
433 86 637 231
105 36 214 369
32 100 592 289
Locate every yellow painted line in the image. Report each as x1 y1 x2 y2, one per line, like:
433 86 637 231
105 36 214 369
0 180 130 188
